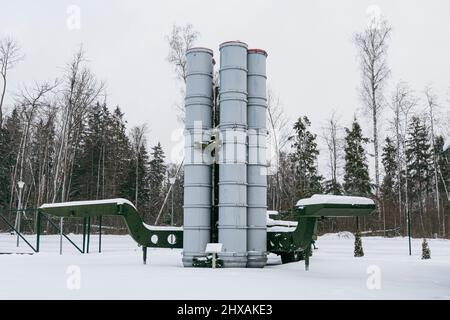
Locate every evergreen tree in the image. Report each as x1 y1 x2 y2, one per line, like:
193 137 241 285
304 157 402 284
433 136 449 192
323 179 343 195
405 117 432 212
108 106 132 197
0 108 21 209
421 238 431 259
381 137 397 200
0 128 12 209
123 143 150 212
343 118 371 196
354 230 364 257
289 116 323 199
148 142 166 222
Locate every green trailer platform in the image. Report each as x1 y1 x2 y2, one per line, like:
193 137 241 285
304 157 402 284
38 194 375 269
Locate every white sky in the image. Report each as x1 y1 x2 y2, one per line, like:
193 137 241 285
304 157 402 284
1 0 450 178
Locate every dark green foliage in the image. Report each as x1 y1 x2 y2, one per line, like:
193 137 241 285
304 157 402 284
148 142 167 223
433 136 449 192
343 118 371 196
354 231 364 257
289 116 323 199
323 179 343 195
421 238 431 259
0 108 21 209
381 137 397 200
71 104 132 201
405 116 432 200
123 143 150 213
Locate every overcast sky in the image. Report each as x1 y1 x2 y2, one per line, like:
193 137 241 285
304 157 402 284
1 0 449 175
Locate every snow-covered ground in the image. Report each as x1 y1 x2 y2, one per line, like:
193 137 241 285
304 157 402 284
1 232 449 299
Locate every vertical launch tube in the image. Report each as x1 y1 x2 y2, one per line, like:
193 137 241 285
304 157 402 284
218 41 248 267
183 47 214 267
246 49 268 267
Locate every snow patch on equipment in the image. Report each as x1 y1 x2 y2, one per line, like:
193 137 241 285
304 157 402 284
40 198 137 210
296 194 374 207
143 223 183 232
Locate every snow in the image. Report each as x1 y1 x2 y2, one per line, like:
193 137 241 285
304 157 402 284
267 217 297 228
40 198 137 210
143 223 183 231
296 194 375 207
1 232 449 299
267 226 297 233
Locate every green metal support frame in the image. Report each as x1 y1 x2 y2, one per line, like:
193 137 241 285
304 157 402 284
39 201 183 263
40 213 85 254
0 211 39 253
267 202 376 270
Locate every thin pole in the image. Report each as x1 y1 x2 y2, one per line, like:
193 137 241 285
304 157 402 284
82 217 87 253
99 216 102 253
407 209 412 256
171 186 174 226
36 210 41 252
59 217 63 255
87 217 91 254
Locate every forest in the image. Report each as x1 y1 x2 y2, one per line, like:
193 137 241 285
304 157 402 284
0 17 449 239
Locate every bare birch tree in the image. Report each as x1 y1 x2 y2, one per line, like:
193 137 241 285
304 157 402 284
52 48 104 202
354 16 392 196
399 85 418 237
166 24 200 122
322 110 343 194
424 85 442 236
0 37 24 128
390 81 417 230
267 89 292 210
9 81 57 208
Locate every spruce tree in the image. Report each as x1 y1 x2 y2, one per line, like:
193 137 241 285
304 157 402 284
123 143 150 212
343 118 371 196
354 230 364 257
405 116 432 235
290 116 323 200
0 109 21 209
381 137 397 200
421 238 431 259
433 136 449 193
148 142 166 222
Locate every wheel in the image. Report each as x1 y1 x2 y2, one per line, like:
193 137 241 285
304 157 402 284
280 251 303 264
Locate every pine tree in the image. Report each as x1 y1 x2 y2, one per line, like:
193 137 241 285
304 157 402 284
354 230 364 257
343 118 371 196
289 116 323 200
421 238 431 259
148 142 166 223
